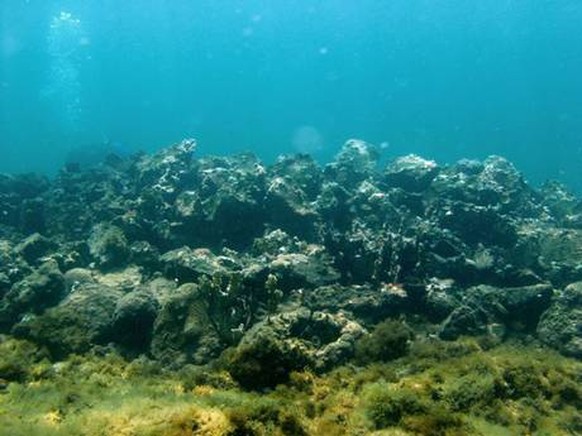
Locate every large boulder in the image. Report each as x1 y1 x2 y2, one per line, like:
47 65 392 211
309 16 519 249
225 308 365 390
383 154 439 193
11 282 123 359
150 282 223 366
439 283 554 340
537 281 582 358
111 290 159 354
14 233 58 266
0 260 65 330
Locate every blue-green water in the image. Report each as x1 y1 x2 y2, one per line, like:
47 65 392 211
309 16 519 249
2 1 582 191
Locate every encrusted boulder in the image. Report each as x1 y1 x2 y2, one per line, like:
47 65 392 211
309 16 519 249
225 308 365 389
172 154 267 249
265 154 322 241
306 284 412 325
355 319 414 363
268 249 340 291
439 283 554 340
135 138 198 199
423 278 460 322
435 201 518 248
88 223 130 269
539 181 582 228
430 156 535 213
537 281 582 358
11 282 123 359
536 228 582 287
150 282 221 366
383 154 439 192
14 233 57 265
111 290 160 354
269 154 322 200
264 174 319 241
0 240 31 296
324 139 379 189
63 267 95 292
0 259 65 330
160 246 236 283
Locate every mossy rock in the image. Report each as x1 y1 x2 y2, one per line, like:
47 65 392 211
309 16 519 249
14 233 57 265
0 259 65 329
363 382 427 429
226 397 307 436
111 290 159 355
225 331 310 391
12 283 122 359
0 337 47 382
88 223 130 270
355 319 413 364
538 281 582 357
150 283 222 366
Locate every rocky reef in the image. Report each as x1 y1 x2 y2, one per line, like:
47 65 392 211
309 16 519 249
1 138 582 434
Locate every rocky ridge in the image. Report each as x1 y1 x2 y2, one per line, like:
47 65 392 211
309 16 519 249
1 138 582 388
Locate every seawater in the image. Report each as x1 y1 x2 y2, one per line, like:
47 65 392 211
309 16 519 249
1 0 582 191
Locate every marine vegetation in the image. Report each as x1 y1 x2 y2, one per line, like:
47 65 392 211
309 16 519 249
1 336 581 435
355 318 414 364
1 139 582 434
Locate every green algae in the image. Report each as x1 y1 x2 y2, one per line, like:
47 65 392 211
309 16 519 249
355 319 414 364
1 336 581 435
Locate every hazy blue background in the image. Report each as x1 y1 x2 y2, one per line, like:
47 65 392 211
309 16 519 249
1 1 582 191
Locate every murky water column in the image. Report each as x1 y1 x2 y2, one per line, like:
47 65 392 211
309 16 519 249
44 11 87 134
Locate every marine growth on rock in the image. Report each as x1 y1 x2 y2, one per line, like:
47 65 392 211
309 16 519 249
1 138 582 434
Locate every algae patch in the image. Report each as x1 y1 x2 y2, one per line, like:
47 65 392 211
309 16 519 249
1 337 581 435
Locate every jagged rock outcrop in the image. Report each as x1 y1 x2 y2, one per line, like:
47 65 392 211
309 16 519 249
0 138 581 370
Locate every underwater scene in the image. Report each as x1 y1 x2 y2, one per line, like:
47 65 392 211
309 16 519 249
2 1 582 435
